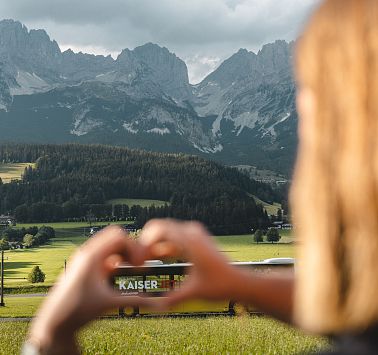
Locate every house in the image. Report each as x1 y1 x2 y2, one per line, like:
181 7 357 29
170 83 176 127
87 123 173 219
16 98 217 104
0 215 16 227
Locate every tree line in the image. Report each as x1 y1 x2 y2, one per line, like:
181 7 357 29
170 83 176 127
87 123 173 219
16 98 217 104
0 225 56 249
0 143 284 234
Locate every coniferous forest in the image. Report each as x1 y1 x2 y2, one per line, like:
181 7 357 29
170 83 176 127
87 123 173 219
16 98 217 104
0 144 283 234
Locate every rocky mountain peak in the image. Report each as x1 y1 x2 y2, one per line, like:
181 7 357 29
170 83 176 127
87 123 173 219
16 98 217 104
0 21 297 174
0 19 61 81
132 43 191 100
201 48 257 88
257 40 294 74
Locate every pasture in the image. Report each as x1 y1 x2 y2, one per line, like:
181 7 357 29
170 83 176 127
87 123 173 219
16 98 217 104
0 317 328 355
216 232 295 261
3 224 295 289
16 220 133 229
0 163 34 184
252 195 282 216
106 198 168 207
0 225 326 355
0 297 43 318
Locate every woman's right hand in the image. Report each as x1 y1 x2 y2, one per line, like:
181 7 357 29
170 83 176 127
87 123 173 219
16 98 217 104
139 219 294 323
139 219 245 306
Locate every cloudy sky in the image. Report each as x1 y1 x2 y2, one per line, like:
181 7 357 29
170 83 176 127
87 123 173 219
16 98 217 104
0 0 320 83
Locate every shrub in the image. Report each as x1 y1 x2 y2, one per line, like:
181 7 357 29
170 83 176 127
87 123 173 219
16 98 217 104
27 266 46 283
253 229 264 243
39 226 55 239
23 234 36 248
0 239 9 250
266 228 281 243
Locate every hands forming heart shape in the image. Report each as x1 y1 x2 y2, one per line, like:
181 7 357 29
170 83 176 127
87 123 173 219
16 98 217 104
28 219 251 353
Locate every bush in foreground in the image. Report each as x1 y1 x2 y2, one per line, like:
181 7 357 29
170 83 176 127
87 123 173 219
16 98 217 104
267 228 281 243
28 266 46 283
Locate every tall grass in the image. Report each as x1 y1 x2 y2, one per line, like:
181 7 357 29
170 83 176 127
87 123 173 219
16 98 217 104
0 317 328 355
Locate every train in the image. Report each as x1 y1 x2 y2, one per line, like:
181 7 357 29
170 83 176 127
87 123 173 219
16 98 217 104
108 258 294 317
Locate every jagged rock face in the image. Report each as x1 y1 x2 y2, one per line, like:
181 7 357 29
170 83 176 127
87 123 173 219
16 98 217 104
0 20 61 82
0 65 12 110
0 20 298 175
194 40 295 137
132 43 192 101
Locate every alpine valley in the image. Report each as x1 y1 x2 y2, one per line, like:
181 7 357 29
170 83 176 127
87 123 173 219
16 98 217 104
0 19 297 176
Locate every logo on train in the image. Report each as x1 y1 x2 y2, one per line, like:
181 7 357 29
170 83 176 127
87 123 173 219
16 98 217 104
119 279 158 290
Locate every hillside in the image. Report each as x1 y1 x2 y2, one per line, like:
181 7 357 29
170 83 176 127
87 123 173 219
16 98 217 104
0 144 281 234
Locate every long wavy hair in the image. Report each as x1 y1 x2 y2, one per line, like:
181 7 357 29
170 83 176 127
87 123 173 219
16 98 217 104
292 0 378 334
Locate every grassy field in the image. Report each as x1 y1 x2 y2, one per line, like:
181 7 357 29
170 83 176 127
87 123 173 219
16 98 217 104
216 234 295 262
0 227 322 355
0 318 328 355
252 195 282 216
0 297 43 318
4 234 85 287
16 220 133 229
3 225 294 288
0 163 35 184
106 198 168 207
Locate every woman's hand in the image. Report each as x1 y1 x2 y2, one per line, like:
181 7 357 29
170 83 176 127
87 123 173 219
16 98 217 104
139 219 294 322
28 226 150 355
139 219 244 306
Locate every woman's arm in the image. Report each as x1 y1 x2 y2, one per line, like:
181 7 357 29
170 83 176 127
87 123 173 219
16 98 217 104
139 219 295 324
227 269 294 323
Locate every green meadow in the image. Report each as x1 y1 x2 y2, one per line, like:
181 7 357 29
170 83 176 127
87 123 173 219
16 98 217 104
106 198 168 207
0 224 327 355
0 163 35 184
0 317 328 355
3 224 294 289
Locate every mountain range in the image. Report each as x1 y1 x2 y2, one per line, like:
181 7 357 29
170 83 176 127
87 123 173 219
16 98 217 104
0 19 297 176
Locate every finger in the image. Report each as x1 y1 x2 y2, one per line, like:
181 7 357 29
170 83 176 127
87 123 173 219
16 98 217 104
103 254 124 274
81 226 145 265
139 219 218 264
149 240 183 259
138 219 186 259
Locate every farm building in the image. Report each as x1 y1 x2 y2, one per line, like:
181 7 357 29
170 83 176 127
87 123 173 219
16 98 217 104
0 215 15 227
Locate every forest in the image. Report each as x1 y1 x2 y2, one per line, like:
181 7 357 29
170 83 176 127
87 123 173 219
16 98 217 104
0 144 283 234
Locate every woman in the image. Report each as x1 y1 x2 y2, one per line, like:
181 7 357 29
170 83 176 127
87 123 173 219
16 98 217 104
23 0 378 353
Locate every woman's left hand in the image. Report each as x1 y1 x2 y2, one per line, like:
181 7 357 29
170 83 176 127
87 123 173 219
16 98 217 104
27 226 150 355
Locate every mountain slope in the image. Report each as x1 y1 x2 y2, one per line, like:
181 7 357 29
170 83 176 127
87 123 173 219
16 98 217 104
0 19 298 176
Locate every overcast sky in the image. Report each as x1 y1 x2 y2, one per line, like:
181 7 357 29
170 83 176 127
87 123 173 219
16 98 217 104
0 0 321 83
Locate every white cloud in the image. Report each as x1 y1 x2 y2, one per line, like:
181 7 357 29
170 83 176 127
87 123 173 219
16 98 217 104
184 55 222 84
0 0 321 83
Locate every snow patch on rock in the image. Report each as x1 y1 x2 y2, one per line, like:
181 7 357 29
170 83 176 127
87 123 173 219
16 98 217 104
147 127 170 135
262 112 291 138
192 143 223 154
123 123 138 134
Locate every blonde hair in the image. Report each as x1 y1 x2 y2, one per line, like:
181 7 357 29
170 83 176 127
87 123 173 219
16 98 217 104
292 0 378 334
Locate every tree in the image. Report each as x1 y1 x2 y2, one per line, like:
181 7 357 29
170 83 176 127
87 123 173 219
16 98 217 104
27 266 45 283
23 234 36 248
39 226 55 239
0 239 9 250
253 229 264 244
15 204 29 222
266 228 281 243
276 208 283 221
